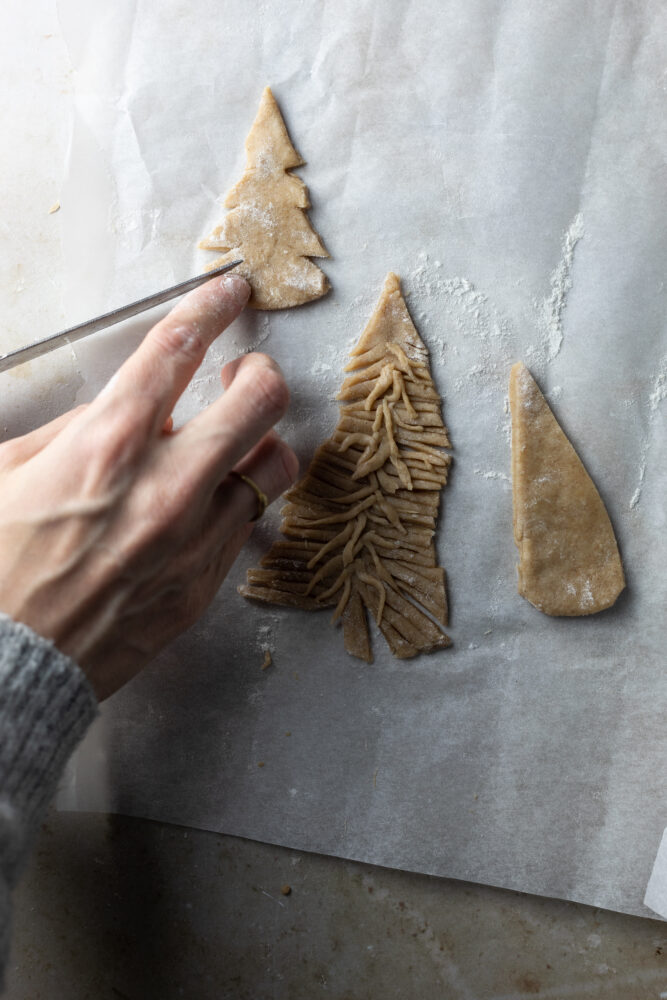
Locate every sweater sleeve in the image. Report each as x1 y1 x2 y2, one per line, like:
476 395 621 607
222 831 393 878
0 614 98 990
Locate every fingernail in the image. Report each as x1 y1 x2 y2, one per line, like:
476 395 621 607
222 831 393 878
259 354 283 374
220 273 251 306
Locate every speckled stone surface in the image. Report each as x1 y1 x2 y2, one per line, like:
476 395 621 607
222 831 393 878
5 809 667 1000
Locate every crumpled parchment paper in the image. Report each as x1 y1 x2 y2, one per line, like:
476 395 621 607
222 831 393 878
51 0 666 918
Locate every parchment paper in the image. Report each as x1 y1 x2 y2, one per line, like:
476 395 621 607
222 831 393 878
51 0 666 918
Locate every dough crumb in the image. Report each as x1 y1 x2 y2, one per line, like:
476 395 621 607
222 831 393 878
261 649 273 670
48 201 60 214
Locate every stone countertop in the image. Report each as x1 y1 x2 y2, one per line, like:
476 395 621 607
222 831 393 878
5 810 667 999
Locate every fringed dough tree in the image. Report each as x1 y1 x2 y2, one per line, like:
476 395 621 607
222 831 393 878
200 86 329 309
240 272 452 662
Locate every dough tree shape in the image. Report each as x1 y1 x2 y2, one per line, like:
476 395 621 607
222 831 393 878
199 86 329 310
240 273 452 662
509 362 625 616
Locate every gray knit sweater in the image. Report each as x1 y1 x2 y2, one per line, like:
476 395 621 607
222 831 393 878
0 615 97 990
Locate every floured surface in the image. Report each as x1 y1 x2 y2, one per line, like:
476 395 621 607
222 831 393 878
241 272 451 661
509 362 624 615
199 86 329 309
18 0 663 919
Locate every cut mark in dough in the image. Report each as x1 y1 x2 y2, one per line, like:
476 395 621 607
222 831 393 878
240 272 452 662
509 361 625 616
199 86 329 310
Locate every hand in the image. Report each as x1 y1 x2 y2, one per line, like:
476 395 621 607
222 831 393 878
0 274 298 700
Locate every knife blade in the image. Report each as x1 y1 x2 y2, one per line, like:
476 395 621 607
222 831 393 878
0 259 243 374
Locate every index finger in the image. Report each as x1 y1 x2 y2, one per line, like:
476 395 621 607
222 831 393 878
97 273 250 432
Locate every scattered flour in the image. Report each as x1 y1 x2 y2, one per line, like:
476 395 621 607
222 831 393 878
406 263 517 467
408 213 584 401
474 467 510 483
629 353 667 509
311 359 333 377
580 579 594 608
407 265 514 394
530 213 584 366
255 618 278 657
649 357 667 411
629 477 644 511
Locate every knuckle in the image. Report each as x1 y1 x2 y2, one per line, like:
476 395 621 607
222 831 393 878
145 482 189 543
248 361 290 423
152 321 207 364
122 502 188 572
75 403 144 483
89 406 135 455
0 438 23 469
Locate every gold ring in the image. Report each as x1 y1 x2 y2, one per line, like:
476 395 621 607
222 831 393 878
230 470 268 522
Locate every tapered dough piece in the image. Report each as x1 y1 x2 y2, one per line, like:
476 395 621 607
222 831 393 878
199 86 330 310
509 362 625 616
240 272 452 662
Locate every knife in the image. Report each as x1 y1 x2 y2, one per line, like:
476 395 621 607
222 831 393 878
0 259 243 375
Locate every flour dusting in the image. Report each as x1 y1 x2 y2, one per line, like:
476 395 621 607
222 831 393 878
532 213 584 364
629 481 643 510
408 264 513 391
474 467 510 483
649 357 667 412
255 619 277 656
405 262 516 455
630 354 667 509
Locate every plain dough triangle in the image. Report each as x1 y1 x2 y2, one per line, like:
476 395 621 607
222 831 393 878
509 362 624 616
